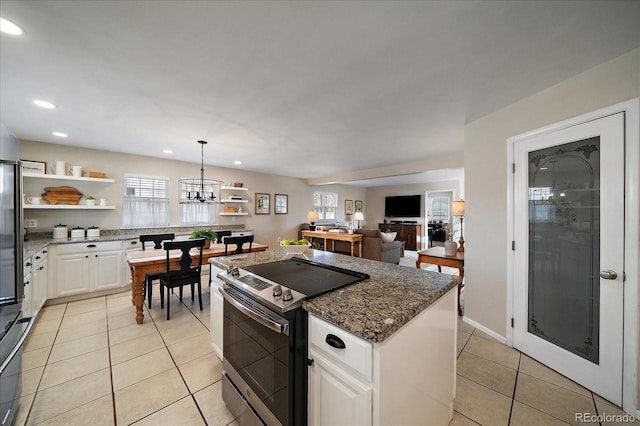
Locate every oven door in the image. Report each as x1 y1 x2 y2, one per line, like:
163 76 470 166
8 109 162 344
221 285 302 426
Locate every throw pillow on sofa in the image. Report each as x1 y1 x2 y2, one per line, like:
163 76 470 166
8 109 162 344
380 232 397 243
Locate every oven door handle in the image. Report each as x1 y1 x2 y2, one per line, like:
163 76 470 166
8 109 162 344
219 287 288 335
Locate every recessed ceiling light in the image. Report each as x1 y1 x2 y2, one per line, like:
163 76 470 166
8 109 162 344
0 17 23 35
163 149 173 154
33 99 56 109
52 132 68 138
234 160 242 165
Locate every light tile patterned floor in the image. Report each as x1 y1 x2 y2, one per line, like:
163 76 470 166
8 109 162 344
15 266 635 425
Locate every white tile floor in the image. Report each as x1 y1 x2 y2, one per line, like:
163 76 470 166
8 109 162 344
16 268 635 425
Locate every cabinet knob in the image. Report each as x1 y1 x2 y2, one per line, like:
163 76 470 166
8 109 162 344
307 358 314 366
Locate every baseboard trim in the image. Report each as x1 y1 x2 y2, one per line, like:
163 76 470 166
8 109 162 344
462 316 507 344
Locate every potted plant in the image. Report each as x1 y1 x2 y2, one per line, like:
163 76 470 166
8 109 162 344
189 229 217 249
85 195 96 206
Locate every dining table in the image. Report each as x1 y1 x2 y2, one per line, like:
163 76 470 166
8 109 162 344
126 242 268 324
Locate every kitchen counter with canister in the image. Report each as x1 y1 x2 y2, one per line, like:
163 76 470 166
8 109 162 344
209 249 459 426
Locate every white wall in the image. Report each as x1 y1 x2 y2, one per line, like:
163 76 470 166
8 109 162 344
463 48 640 337
20 140 364 247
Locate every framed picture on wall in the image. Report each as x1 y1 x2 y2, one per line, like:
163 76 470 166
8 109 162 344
21 160 46 174
256 193 270 214
275 194 288 214
355 200 363 213
345 199 353 215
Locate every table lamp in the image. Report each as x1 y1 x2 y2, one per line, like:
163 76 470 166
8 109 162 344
452 200 465 252
307 210 319 231
354 211 364 229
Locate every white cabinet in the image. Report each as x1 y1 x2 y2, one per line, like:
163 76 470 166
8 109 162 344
309 350 372 426
308 287 457 426
51 241 123 298
23 258 33 318
219 186 249 216
123 238 141 287
32 247 48 314
23 248 48 318
209 264 225 360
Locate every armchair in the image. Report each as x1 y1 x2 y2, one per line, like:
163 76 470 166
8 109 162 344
356 229 402 264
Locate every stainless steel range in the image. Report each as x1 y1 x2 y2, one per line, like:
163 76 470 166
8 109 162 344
217 257 369 426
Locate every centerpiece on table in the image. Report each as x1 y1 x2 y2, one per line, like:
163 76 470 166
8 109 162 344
189 229 217 249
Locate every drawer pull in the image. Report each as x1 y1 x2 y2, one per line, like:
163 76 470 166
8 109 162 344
325 333 346 349
87 244 97 248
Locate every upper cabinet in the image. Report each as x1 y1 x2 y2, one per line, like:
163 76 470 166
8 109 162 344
219 186 249 216
23 173 115 210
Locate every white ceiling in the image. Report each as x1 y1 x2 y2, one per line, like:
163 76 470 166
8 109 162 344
1 1 639 186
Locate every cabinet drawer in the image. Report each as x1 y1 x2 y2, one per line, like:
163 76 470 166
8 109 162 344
309 315 372 382
33 247 48 263
55 240 122 254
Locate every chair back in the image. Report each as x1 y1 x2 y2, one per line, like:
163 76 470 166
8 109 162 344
140 233 175 250
224 235 254 255
164 239 206 274
215 230 232 243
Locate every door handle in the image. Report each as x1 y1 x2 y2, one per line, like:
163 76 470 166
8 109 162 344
600 270 618 280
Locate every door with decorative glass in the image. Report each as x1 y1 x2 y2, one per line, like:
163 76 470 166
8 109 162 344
512 113 624 405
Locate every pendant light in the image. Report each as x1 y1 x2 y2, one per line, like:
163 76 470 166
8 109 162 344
179 140 222 204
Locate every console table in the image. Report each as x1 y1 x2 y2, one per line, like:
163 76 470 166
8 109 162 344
416 246 464 316
301 230 363 257
378 223 423 251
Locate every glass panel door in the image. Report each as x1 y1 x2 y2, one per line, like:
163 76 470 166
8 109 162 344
528 138 600 363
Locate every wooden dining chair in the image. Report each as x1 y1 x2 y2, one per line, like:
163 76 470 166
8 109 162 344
139 233 175 308
223 235 254 255
159 238 206 320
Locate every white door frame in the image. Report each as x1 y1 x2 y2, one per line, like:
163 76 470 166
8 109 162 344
506 98 639 414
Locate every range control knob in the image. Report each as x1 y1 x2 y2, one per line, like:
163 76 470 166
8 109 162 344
282 288 293 302
273 284 283 297
230 267 239 278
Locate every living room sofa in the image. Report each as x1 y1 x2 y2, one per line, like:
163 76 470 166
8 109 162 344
356 229 403 264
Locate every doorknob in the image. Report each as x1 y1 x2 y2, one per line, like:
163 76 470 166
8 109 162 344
600 270 618 280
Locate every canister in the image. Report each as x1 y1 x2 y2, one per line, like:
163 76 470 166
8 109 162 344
70 227 85 239
53 224 68 239
87 226 101 238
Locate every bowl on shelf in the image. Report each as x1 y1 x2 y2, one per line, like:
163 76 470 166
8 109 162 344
279 242 311 254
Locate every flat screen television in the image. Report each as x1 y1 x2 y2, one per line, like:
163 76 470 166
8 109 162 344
384 195 421 217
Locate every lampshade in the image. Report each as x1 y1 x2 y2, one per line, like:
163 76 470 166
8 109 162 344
452 200 465 217
307 210 319 223
353 211 364 221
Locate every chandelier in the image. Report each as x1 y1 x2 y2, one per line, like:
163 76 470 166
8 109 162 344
179 140 222 204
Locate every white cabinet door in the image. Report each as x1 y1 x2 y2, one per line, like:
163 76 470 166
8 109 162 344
308 350 372 426
209 265 224 360
91 250 123 291
32 255 48 314
54 253 91 296
23 271 33 318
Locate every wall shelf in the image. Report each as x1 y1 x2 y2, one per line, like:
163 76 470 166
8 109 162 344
221 186 248 191
23 172 115 184
219 212 249 216
220 199 249 203
24 205 115 210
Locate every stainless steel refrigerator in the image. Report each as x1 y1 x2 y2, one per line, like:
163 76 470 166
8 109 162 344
0 124 33 426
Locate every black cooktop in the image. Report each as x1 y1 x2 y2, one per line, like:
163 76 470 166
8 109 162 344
242 257 369 298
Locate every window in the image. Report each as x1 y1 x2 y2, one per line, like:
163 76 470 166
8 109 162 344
180 180 217 225
529 186 555 222
313 191 337 220
122 175 170 228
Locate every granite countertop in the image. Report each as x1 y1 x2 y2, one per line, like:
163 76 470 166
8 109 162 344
23 225 248 259
210 249 460 344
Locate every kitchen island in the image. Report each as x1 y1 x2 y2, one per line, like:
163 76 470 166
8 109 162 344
210 249 459 425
